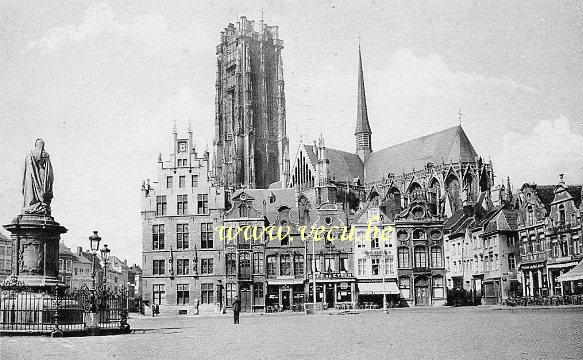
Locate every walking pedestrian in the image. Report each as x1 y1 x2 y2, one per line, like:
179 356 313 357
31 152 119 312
232 296 241 324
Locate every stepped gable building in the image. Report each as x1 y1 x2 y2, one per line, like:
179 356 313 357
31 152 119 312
516 175 583 297
213 17 290 190
141 128 227 315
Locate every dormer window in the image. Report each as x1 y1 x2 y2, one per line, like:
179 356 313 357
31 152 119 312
269 193 276 203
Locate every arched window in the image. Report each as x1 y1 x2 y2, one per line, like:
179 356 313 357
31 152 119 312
463 174 475 202
428 179 440 206
408 182 423 201
446 176 461 212
414 246 427 268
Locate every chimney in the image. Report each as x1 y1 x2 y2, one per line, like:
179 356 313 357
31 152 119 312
77 246 82 256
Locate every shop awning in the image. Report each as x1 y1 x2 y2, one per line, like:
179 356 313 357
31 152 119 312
357 282 400 295
267 278 305 285
557 260 583 282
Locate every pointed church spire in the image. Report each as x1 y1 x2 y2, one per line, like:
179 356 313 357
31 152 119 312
355 44 371 135
355 43 372 163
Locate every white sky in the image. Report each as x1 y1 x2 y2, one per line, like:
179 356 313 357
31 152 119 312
1 1 582 265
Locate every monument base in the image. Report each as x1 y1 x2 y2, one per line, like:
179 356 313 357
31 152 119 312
3 214 67 289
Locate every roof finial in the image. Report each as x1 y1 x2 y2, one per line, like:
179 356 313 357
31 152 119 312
458 109 463 126
188 121 192 133
173 120 177 134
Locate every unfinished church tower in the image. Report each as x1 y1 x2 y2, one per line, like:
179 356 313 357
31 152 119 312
213 17 290 190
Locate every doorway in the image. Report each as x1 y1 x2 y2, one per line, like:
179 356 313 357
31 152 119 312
414 276 430 306
239 283 251 312
281 287 291 310
325 284 335 308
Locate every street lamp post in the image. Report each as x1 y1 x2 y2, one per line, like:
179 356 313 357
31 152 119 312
100 244 110 290
383 250 387 312
89 231 102 291
89 230 101 311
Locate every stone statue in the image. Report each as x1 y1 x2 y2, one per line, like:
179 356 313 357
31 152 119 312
22 139 54 215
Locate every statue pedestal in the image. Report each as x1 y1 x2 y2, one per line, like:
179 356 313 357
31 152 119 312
3 214 67 289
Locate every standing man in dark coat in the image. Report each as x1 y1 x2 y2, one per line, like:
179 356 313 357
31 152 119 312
232 296 241 324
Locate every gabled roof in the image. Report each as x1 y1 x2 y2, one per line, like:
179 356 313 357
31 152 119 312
303 145 364 182
365 125 478 183
231 188 300 223
565 185 582 208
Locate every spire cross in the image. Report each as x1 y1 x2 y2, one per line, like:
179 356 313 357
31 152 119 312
458 109 463 125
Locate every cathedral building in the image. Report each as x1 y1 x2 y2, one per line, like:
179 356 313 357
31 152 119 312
289 46 494 306
213 17 290 191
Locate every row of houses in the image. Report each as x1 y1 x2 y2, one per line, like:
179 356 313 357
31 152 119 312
57 243 143 308
141 126 582 315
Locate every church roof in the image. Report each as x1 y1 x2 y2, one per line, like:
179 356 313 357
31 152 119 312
365 125 478 183
303 145 364 182
355 45 371 135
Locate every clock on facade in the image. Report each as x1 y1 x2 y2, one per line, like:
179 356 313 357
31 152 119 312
178 142 187 153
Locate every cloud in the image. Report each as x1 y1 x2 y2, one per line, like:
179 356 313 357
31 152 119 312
388 49 538 95
497 116 583 185
26 2 193 54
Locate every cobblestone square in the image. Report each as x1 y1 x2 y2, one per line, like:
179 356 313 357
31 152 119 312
2 307 582 360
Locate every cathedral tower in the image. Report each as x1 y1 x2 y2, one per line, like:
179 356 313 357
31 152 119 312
355 45 372 163
213 17 289 190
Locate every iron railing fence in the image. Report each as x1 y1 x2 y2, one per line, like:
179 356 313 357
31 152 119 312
0 283 127 332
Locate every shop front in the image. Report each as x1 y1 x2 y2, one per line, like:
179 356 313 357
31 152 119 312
266 278 305 312
357 281 400 308
307 275 356 309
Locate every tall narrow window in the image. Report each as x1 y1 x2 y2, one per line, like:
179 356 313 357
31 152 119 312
357 258 365 275
176 224 189 249
280 255 291 276
156 196 167 216
152 225 165 250
239 252 251 278
197 194 209 214
414 247 427 268
253 252 264 274
179 176 186 188
431 247 443 267
254 283 264 305
371 258 380 275
177 194 188 215
558 204 566 224
201 223 213 249
508 253 516 269
153 260 165 275
226 253 236 275
225 283 236 307
191 174 199 187
201 283 214 304
294 255 304 276
177 284 189 305
267 255 277 276
166 176 173 189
